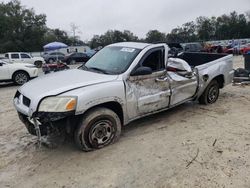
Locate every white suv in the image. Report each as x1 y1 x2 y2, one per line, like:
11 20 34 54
0 59 38 85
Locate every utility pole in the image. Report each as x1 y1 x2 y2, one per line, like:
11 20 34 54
70 23 79 46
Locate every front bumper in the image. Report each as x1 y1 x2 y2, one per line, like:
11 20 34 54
14 90 76 135
18 112 47 136
18 111 75 136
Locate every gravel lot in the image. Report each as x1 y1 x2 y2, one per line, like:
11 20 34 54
0 56 250 188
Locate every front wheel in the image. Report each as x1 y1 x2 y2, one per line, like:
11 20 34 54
74 107 121 151
13 71 29 85
199 80 220 105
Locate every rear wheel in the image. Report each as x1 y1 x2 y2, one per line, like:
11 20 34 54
199 80 220 105
13 71 29 85
74 107 121 151
48 58 54 64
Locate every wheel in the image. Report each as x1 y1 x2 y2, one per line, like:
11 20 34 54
13 71 29 85
34 61 42 68
74 107 121 151
70 59 76 64
199 80 220 105
48 58 54 64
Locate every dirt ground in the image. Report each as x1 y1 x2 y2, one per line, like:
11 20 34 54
0 56 250 188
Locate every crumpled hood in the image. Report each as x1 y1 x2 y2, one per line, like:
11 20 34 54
19 69 118 101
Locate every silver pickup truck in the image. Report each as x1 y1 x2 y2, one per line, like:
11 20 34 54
13 42 234 151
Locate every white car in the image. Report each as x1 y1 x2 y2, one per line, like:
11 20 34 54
0 59 38 85
4 52 45 68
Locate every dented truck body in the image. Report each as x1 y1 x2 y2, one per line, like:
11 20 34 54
13 42 234 150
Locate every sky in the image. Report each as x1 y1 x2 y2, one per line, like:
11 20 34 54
3 0 250 41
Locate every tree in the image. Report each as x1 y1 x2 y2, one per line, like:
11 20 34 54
0 0 47 52
196 16 216 41
145 30 166 43
88 30 139 48
166 22 198 43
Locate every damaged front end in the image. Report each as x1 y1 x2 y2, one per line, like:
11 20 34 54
14 92 79 145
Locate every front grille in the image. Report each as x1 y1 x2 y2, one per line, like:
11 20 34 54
23 95 31 107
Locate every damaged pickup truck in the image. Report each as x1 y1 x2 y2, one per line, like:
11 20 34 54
13 42 234 151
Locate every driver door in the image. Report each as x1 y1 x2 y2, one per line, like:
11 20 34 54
126 47 171 119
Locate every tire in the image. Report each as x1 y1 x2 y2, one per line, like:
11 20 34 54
199 80 220 105
48 58 54 64
70 59 76 64
74 107 121 151
34 61 42 68
13 71 29 85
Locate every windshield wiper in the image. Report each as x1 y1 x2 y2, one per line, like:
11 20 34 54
88 67 110 74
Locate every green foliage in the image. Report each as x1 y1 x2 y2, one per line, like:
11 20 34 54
0 0 83 53
167 11 250 43
89 30 139 49
0 0 47 52
0 0 249 52
145 30 166 43
166 22 198 43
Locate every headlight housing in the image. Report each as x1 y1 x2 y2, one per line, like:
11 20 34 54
38 96 77 112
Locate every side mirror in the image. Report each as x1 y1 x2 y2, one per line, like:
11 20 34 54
0 63 3 66
168 58 192 73
131 66 152 76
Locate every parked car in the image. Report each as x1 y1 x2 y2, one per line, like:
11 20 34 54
42 62 69 74
167 43 184 56
240 44 250 54
224 44 249 55
43 52 65 63
13 42 234 151
0 59 38 85
63 52 91 64
4 52 45 68
182 42 205 52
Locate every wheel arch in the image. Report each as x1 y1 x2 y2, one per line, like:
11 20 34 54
212 74 225 88
79 101 124 125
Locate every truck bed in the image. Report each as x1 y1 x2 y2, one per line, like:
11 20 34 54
178 52 228 67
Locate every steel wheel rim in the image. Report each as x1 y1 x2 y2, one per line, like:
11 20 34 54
89 120 115 147
15 73 28 85
208 85 218 103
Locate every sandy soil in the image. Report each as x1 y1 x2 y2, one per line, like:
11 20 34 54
0 56 250 188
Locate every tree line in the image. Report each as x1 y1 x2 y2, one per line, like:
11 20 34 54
0 0 250 53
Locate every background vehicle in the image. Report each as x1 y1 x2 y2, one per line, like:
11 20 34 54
63 52 91 64
43 52 65 63
42 62 69 74
4 52 45 68
0 59 38 85
240 43 250 54
182 42 205 52
14 42 234 151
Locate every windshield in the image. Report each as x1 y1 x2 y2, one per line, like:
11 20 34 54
83 46 141 74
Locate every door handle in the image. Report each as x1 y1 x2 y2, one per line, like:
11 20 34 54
155 77 168 82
